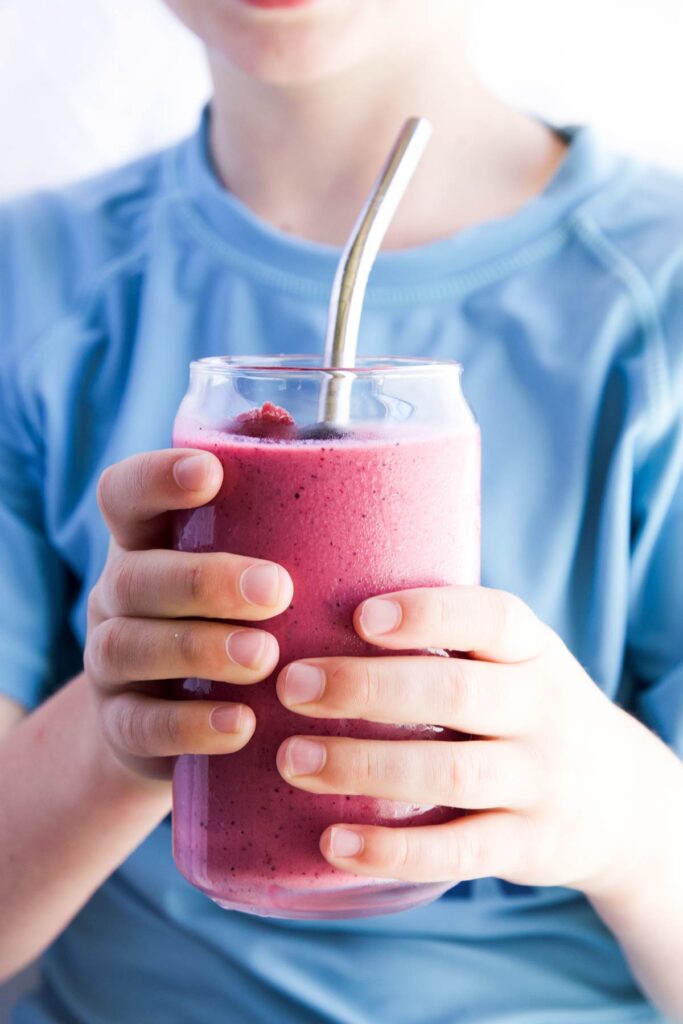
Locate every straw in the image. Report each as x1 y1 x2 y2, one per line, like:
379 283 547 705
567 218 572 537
318 116 433 425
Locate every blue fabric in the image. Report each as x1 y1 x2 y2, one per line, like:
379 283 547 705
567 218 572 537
2 109 682 1022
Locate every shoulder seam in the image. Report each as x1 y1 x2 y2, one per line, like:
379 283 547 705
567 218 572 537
16 238 149 372
569 209 672 436
80 239 149 306
5 143 180 365
4 238 150 456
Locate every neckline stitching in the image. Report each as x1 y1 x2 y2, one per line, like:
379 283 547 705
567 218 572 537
170 179 574 305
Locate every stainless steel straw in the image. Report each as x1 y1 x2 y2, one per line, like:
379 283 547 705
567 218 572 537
319 116 433 425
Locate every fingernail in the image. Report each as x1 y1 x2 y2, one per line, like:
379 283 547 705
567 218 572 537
330 827 364 858
226 629 270 669
285 738 326 776
173 453 214 491
282 663 325 705
210 705 244 734
360 598 402 636
240 562 283 607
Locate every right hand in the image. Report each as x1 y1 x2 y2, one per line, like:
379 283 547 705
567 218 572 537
85 449 293 780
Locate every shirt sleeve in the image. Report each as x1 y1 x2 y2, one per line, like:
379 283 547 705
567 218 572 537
0 195 91 711
626 260 683 757
0 346 79 711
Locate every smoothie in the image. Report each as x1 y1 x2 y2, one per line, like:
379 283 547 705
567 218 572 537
172 410 480 918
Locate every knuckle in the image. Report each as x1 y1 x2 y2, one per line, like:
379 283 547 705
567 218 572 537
347 742 378 792
87 617 129 680
113 698 152 754
325 661 374 716
111 697 181 756
389 830 413 874
434 589 454 637
489 589 517 642
445 658 477 722
112 698 139 752
130 452 157 504
87 583 104 627
109 555 138 613
187 560 214 609
489 590 536 652
98 697 121 748
83 639 97 681
449 827 483 879
96 465 117 518
155 703 182 750
185 555 235 615
448 745 485 801
326 662 352 713
354 660 381 716
175 625 203 670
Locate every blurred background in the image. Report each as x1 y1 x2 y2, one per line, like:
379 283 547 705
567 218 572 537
2 0 683 200
0 0 681 1017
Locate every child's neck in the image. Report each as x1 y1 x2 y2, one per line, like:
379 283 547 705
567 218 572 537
207 25 566 249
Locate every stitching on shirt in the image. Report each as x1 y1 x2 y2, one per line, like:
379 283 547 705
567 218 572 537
6 241 150 457
79 241 150 307
10 136 194 375
172 192 577 301
172 194 573 305
166 145 574 304
17 241 150 379
568 210 672 438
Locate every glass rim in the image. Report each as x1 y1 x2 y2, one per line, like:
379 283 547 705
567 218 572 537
190 355 463 378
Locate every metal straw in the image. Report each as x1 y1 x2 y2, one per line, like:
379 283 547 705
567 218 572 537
318 116 433 425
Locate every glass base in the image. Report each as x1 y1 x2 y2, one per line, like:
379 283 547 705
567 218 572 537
210 879 452 920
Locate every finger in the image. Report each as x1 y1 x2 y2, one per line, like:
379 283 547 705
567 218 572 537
277 656 540 737
276 736 533 810
98 549 293 621
100 691 256 759
319 811 524 884
97 449 223 551
86 617 279 689
354 585 551 662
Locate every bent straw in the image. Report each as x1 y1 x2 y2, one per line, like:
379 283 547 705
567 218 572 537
319 116 433 424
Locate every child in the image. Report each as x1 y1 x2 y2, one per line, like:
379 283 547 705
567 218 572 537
1 1 682 1020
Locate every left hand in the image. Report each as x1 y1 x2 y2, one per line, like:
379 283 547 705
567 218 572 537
275 585 678 899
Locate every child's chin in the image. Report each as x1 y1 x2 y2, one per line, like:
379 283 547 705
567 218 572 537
214 32 362 86
202 0 370 86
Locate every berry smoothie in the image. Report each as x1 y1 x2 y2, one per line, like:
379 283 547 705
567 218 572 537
172 408 480 918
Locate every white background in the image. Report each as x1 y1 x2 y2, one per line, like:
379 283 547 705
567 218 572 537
0 0 681 1017
1 0 683 198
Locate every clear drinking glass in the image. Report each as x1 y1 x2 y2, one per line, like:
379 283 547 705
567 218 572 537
172 356 480 919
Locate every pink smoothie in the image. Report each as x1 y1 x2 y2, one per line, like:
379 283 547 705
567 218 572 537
172 414 480 917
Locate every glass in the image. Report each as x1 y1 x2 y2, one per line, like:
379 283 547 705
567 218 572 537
172 355 481 919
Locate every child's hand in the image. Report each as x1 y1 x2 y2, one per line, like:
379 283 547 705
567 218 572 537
85 450 293 780
276 585 680 900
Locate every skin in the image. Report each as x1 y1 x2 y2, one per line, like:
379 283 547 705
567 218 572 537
165 0 567 247
1 0 682 1016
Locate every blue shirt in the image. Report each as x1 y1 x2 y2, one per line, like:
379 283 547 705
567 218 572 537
2 110 682 1023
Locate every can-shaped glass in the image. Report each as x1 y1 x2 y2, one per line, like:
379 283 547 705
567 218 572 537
172 356 481 919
